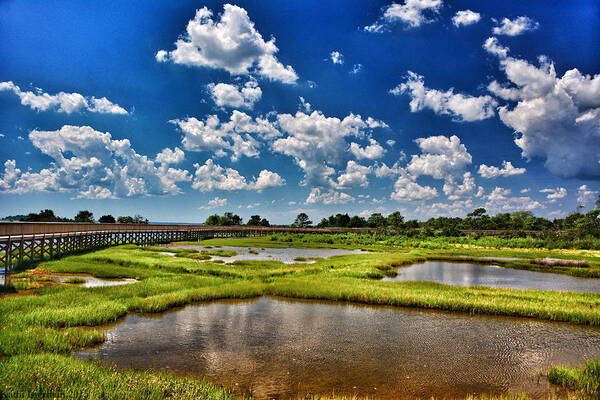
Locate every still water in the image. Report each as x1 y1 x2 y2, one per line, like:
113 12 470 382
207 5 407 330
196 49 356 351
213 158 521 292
382 261 600 293
168 244 365 264
76 297 600 399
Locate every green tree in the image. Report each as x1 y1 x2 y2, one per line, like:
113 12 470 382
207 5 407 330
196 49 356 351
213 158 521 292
98 215 116 223
293 213 312 227
367 213 386 228
74 210 95 223
117 216 134 224
132 215 149 224
259 218 270 227
386 211 404 229
247 215 262 226
204 214 220 226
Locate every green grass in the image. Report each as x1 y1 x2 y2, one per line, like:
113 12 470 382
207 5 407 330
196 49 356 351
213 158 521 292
65 277 86 284
1 240 599 399
548 360 600 399
0 353 235 400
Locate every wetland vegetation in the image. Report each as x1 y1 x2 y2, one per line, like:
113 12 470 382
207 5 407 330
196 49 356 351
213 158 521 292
1 234 599 399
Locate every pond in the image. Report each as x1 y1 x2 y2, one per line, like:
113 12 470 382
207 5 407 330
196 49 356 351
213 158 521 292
382 261 600 293
54 275 137 288
76 297 600 399
168 244 366 264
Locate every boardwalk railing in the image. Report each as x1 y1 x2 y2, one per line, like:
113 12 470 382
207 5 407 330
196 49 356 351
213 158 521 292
0 222 375 273
0 222 557 276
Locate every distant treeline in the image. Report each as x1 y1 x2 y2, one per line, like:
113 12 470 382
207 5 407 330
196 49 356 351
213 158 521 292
315 207 600 238
204 212 270 227
1 209 149 224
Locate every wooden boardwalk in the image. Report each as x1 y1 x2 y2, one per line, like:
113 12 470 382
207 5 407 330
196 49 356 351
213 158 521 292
0 222 373 273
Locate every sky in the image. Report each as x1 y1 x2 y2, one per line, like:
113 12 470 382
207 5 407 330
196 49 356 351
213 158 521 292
0 0 599 224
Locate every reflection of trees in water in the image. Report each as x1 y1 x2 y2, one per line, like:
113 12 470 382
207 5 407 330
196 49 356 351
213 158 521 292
78 297 600 399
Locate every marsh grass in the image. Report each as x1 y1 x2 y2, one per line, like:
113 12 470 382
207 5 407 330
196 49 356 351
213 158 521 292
548 360 600 399
65 277 86 284
1 241 599 399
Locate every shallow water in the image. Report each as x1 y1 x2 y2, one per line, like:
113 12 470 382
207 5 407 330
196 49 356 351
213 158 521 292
168 244 365 264
76 297 600 399
382 261 600 293
54 275 137 288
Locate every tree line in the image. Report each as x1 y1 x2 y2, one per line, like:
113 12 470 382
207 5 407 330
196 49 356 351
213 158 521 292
1 209 149 224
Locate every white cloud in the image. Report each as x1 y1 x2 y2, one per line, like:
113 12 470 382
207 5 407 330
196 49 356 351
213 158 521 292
478 160 526 178
156 4 298 84
374 161 403 178
0 126 190 198
298 96 312 113
452 10 481 27
487 45 600 178
198 196 229 210
349 139 385 160
391 174 438 201
76 186 116 200
155 147 185 165
364 0 443 32
386 139 395 147
350 64 363 75
442 172 480 201
520 188 530 194
390 71 497 121
333 161 371 189
493 16 539 36
208 81 262 109
407 135 472 179
191 159 284 192
577 185 598 207
0 133 5 138
540 187 567 202
271 109 387 186
305 188 354 205
0 81 127 114
482 37 509 58
485 187 543 212
171 111 279 161
415 199 474 217
330 51 344 64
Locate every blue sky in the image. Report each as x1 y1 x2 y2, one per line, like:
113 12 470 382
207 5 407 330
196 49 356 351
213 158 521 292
0 0 599 224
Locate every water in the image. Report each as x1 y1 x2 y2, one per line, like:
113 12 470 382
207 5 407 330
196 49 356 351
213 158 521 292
382 261 600 293
54 275 137 288
168 245 365 264
76 297 600 399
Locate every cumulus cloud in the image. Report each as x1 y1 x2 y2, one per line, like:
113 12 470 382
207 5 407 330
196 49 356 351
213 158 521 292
478 160 526 178
390 71 497 121
0 126 190 198
364 0 443 32
415 199 474 217
540 187 567 202
485 187 542 212
155 147 185 165
208 81 262 109
171 110 279 161
390 174 438 201
407 135 472 179
493 16 539 36
271 109 387 186
349 139 385 160
199 196 228 209
486 42 600 178
452 10 481 27
156 4 298 84
374 161 403 178
0 81 127 114
333 161 371 189
330 51 344 64
577 185 599 208
305 188 354 204
482 37 509 58
191 159 284 192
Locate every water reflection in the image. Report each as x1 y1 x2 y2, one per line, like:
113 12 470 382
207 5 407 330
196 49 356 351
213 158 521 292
76 297 600 399
383 261 600 293
168 245 365 264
